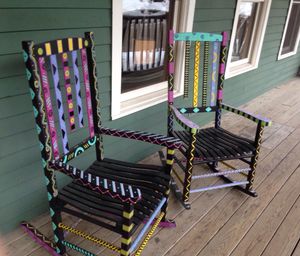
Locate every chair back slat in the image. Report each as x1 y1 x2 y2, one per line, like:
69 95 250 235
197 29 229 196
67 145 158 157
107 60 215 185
183 41 190 98
38 57 60 159
71 51 84 128
193 41 200 107
210 41 219 106
50 55 69 154
62 53 76 131
81 48 95 138
202 42 209 106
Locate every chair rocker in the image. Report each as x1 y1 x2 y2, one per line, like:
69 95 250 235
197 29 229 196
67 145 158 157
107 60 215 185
166 31 271 209
21 32 182 256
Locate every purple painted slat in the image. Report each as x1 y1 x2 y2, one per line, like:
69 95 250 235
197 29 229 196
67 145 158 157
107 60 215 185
80 48 95 138
50 55 69 154
210 42 218 106
38 57 60 159
71 51 84 128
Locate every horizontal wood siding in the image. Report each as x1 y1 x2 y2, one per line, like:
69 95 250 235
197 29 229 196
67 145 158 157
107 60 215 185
0 0 299 232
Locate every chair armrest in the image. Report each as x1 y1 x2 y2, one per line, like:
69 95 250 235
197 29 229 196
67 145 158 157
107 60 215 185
170 105 201 133
99 127 182 149
221 103 272 127
49 160 142 204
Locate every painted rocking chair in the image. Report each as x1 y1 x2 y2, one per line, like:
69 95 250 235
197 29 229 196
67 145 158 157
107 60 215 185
167 31 271 209
21 32 182 256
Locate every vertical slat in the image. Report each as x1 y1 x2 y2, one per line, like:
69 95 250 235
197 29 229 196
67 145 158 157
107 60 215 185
50 55 69 154
210 42 219 106
193 41 200 107
184 41 190 98
62 53 76 131
202 42 209 106
168 30 175 136
38 57 60 159
80 48 95 138
71 51 84 128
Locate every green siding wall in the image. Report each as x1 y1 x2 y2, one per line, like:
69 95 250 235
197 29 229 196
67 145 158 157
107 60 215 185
0 0 299 232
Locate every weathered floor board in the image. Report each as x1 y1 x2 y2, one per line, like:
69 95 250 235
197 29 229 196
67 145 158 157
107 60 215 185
3 78 300 256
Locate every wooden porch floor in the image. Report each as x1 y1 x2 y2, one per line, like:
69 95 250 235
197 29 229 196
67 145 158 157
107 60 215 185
3 78 300 256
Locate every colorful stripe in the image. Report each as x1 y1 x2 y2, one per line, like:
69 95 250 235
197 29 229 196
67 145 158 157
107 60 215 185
71 51 84 127
168 90 174 103
62 53 76 131
193 41 200 107
184 41 191 98
50 55 69 154
81 48 95 137
210 42 218 106
38 57 60 159
202 42 209 106
174 32 222 42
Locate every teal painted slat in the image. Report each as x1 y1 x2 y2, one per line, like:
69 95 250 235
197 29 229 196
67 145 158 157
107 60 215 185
174 32 222 42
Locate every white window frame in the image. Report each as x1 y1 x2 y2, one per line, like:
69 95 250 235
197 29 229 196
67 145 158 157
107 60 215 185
111 0 196 120
278 0 300 60
225 0 272 79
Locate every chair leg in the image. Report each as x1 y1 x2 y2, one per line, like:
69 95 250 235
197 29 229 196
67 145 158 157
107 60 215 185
51 206 66 255
182 133 197 209
121 204 134 256
246 123 264 194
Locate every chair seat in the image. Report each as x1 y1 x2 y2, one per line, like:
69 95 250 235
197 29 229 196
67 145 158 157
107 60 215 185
58 158 169 234
172 127 256 162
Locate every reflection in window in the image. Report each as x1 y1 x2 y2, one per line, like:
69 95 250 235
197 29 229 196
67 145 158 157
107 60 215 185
122 0 174 93
232 2 259 62
281 3 300 55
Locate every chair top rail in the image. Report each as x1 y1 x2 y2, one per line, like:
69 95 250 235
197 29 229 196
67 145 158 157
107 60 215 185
31 36 92 57
174 32 223 42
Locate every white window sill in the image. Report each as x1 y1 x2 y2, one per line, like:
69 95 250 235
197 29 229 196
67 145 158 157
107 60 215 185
225 62 258 79
111 87 183 120
277 51 298 60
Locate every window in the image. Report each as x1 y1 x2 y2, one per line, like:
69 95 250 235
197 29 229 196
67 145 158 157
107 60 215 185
112 0 196 119
226 0 272 79
278 0 300 60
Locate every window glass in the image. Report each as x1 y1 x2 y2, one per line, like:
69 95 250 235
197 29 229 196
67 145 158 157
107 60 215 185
281 3 300 55
232 2 259 62
122 0 174 93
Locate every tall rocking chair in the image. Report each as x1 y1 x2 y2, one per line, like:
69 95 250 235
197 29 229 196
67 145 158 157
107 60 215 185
167 31 271 209
21 32 182 256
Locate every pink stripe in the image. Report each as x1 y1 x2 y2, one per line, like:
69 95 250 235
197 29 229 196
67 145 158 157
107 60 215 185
62 53 76 131
222 31 228 46
168 90 174 103
219 63 225 74
81 49 95 137
169 62 174 74
217 90 223 100
169 30 174 44
38 57 60 159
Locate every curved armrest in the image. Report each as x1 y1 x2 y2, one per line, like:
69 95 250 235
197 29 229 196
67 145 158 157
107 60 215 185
99 127 182 149
49 160 142 204
170 105 201 133
221 103 272 127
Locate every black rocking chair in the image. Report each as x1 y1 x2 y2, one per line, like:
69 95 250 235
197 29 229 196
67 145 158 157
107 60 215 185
21 32 182 256
166 31 271 209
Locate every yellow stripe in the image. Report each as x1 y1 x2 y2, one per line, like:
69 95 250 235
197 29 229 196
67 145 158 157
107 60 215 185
123 210 134 219
45 43 51 56
167 149 175 155
166 159 174 165
193 41 200 107
120 249 130 256
78 38 83 49
57 40 63 53
122 223 134 232
68 38 73 51
121 237 132 245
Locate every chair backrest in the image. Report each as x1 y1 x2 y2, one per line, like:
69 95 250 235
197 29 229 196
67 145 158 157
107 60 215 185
168 31 228 114
22 32 103 166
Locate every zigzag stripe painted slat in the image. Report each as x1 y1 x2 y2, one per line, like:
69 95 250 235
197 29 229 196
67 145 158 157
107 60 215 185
72 51 84 128
38 57 60 159
81 48 95 137
193 41 200 107
210 41 218 106
50 55 69 154
49 160 142 204
99 127 182 149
